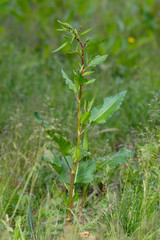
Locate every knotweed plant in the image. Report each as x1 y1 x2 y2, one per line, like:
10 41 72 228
34 20 133 224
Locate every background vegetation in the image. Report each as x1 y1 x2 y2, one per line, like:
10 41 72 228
0 0 160 239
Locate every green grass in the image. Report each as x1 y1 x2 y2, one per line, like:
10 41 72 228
0 0 160 239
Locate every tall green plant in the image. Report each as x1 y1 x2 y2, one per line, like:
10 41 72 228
34 20 134 224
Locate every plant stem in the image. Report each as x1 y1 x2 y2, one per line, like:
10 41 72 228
66 35 85 224
66 167 75 224
76 85 82 161
75 34 84 162
66 85 82 224
79 184 88 222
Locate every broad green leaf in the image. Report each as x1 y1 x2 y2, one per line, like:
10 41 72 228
81 112 90 124
52 41 68 53
79 146 90 159
47 129 72 156
59 156 72 183
83 131 89 152
85 79 96 85
107 148 134 167
97 148 134 170
43 150 73 183
80 25 96 36
90 90 127 124
75 160 96 184
44 149 62 174
61 69 77 94
88 54 108 68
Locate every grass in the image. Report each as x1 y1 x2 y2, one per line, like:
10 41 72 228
0 0 160 239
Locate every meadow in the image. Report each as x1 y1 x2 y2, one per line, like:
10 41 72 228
0 0 160 239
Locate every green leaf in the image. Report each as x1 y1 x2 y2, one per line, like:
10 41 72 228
33 112 42 121
57 20 73 30
43 150 73 183
44 149 62 174
56 27 68 32
75 73 88 85
107 148 134 167
72 146 81 161
27 205 35 237
88 54 108 68
87 39 107 47
59 156 72 183
83 131 89 152
33 112 51 128
85 79 96 85
81 112 90 124
79 64 84 73
72 145 90 162
79 146 90 159
75 160 96 184
83 71 94 76
80 25 96 36
52 41 68 53
97 148 134 170
90 90 127 124
87 98 95 112
71 33 76 43
84 100 87 112
61 69 77 94
47 129 72 156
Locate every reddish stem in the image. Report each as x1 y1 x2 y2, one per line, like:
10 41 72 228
76 37 84 49
66 34 85 225
66 170 75 225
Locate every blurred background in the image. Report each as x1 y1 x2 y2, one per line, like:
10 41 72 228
0 0 160 137
0 0 160 239
0 0 160 139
